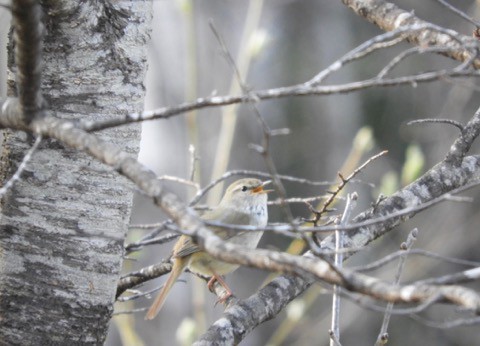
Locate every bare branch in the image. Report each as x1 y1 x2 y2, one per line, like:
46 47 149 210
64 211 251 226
201 177 480 236
329 329 343 346
341 0 480 68
307 24 459 85
11 0 45 124
209 19 297 231
126 220 179 254
77 67 480 132
411 314 480 329
416 266 480 286
15 100 480 345
342 289 440 315
116 262 172 299
352 249 480 272
113 307 148 316
407 118 464 132
188 144 198 182
77 17 480 134
301 151 386 226
331 193 357 345
377 46 465 79
29 112 480 343
158 175 200 190
434 0 480 27
124 233 178 254
5 5 478 338
375 228 418 346
196 148 480 343
189 170 333 206
446 106 480 164
117 284 165 303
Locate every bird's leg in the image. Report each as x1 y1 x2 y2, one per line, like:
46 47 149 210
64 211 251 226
206 276 218 292
207 273 233 305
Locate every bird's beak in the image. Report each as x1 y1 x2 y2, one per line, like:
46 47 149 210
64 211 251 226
252 180 274 194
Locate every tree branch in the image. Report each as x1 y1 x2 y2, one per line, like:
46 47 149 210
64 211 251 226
341 0 480 68
195 132 480 343
11 0 45 123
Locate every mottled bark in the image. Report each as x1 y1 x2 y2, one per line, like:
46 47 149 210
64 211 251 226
0 1 151 344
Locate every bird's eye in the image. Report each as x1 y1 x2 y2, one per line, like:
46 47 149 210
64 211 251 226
241 185 248 192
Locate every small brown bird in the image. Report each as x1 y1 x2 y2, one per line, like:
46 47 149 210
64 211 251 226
145 178 271 320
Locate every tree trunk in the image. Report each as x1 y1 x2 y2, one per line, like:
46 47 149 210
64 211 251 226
0 1 151 344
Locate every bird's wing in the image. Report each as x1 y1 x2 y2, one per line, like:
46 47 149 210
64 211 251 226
174 208 252 258
203 207 252 240
202 207 251 225
173 235 200 258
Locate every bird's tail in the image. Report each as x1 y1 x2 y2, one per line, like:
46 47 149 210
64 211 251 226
145 258 186 320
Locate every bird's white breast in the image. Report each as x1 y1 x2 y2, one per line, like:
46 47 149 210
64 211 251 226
247 203 268 227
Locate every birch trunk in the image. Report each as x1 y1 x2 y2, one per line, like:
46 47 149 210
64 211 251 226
0 1 151 344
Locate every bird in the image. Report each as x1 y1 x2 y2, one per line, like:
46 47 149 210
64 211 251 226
145 178 271 320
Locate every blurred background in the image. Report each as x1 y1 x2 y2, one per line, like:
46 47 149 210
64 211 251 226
105 1 480 345
2 0 480 345
108 0 480 345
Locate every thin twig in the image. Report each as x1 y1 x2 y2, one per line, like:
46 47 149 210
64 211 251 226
445 102 480 165
328 329 343 346
410 314 480 329
116 262 172 298
311 151 388 226
434 0 480 27
209 20 299 247
375 228 418 346
377 46 463 79
306 23 467 86
201 177 480 235
117 284 164 303
407 118 464 132
78 22 480 133
79 68 480 133
416 266 480 286
113 307 149 316
125 233 179 253
188 144 198 182
208 21 297 240
158 175 200 190
342 290 441 316
206 2 264 204
190 170 333 206
352 248 480 272
306 29 409 85
330 193 357 346
125 220 179 254
129 221 170 229
268 195 333 206
0 135 42 197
